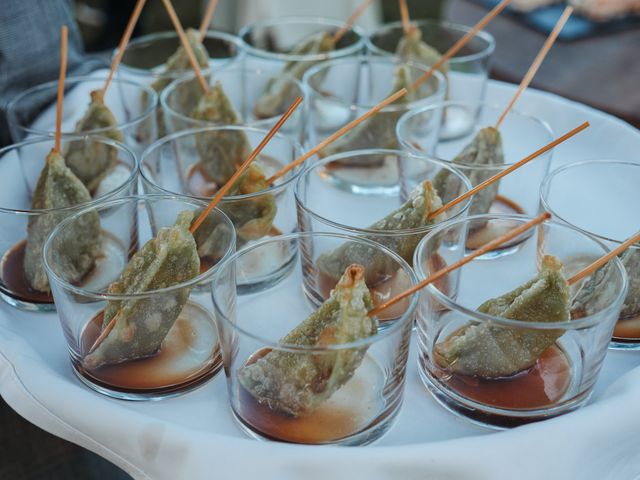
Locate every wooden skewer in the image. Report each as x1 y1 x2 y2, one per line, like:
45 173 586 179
568 232 640 286
100 0 147 99
411 0 511 90
428 121 589 220
190 96 303 234
53 26 68 155
399 0 412 35
368 212 552 317
495 6 573 129
265 88 407 185
161 0 209 93
199 0 218 42
333 0 374 43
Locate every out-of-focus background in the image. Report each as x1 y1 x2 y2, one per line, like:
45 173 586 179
1 0 638 478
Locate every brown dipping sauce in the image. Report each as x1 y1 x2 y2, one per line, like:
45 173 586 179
0 240 53 304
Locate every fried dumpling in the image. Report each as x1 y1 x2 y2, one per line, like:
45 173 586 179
435 255 570 378
254 31 335 119
432 126 504 214
24 150 100 292
396 27 448 92
83 211 199 369
317 180 445 286
238 264 376 417
65 90 123 192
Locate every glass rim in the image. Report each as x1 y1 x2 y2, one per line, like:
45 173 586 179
397 100 555 168
304 56 447 112
160 68 304 130
211 231 419 351
366 18 496 64
6 75 158 136
115 30 244 78
140 125 304 201
238 15 366 62
294 149 473 236
414 213 629 330
43 194 237 299
540 159 640 248
0 135 138 215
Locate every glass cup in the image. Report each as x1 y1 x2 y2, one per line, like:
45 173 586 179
43 195 236 400
304 56 445 152
398 102 553 252
140 126 302 290
0 136 138 312
239 16 365 75
414 214 627 428
367 20 495 140
295 150 472 290
116 30 244 138
212 232 418 445
161 66 305 145
6 76 158 154
540 160 640 348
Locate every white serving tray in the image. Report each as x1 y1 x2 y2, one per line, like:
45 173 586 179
1 80 640 480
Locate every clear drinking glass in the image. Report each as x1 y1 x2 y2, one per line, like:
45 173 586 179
212 232 418 444
295 150 472 282
0 136 138 312
304 57 445 158
540 160 640 348
140 126 302 290
6 76 158 154
116 30 244 138
398 101 553 252
43 195 236 400
414 214 627 428
161 66 305 144
367 20 495 139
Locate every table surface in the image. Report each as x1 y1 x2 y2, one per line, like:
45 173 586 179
447 0 640 128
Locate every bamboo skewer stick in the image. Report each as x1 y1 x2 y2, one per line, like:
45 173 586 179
411 0 511 90
199 0 219 42
53 26 68 155
161 0 209 93
190 96 303 234
399 0 412 35
101 0 147 99
495 6 573 129
265 88 407 184
334 0 374 43
568 232 640 286
428 121 589 220
368 212 552 317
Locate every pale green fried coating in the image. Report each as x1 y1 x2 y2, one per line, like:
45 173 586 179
65 90 123 192
254 31 335 119
317 180 445 285
396 27 448 97
432 127 504 214
83 211 199 369
24 150 100 292
238 264 376 417
435 255 570 378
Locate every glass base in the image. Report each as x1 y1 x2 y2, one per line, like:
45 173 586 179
236 242 298 294
0 289 55 312
610 314 640 349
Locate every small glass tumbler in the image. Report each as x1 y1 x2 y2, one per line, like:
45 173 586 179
43 195 236 400
7 76 158 153
140 126 302 290
540 160 640 348
414 214 627 428
367 20 495 139
212 232 418 445
239 16 365 75
0 136 138 312
116 30 244 138
304 57 445 158
398 102 553 251
161 66 305 144
295 150 471 304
